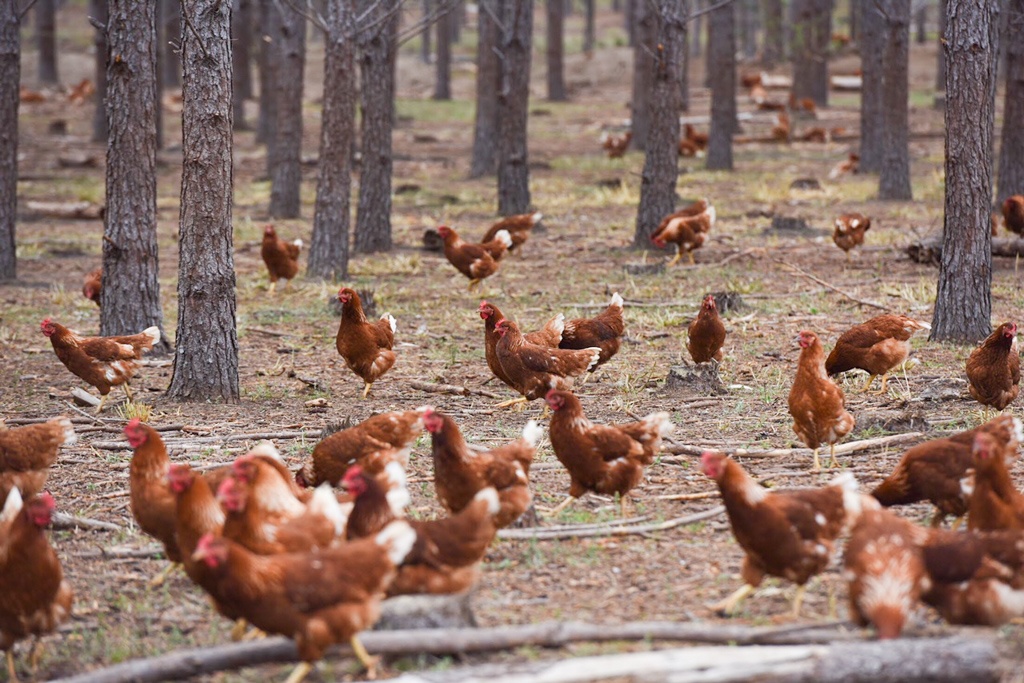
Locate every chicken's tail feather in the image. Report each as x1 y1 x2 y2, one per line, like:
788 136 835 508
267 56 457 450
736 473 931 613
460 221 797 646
585 348 601 371
249 441 283 462
55 417 77 446
381 313 397 333
474 487 501 515
383 460 411 516
292 238 303 250
141 326 161 347
610 292 624 309
521 419 543 447
642 411 675 438
310 483 349 536
494 229 513 248
376 520 417 566
530 211 543 224
1 486 23 522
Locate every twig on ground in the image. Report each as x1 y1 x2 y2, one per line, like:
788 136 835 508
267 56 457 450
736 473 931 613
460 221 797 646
51 512 123 533
87 431 315 450
774 259 889 311
409 380 503 400
497 506 724 540
663 432 923 459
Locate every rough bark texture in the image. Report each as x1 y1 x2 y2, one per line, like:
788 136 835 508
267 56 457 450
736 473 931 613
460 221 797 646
630 0 655 150
255 0 273 144
739 0 757 59
916 4 927 42
583 0 595 55
936 0 947 90
878 0 912 200
496 0 533 216
160 0 180 87
101 0 166 345
0 0 17 281
633 1 684 246
154 0 163 150
707 0 735 170
997 0 1024 204
679 13 689 111
859 0 884 172
354 0 399 252
790 0 830 106
266 4 304 218
850 0 859 40
762 0 783 67
232 0 252 129
90 0 108 143
546 0 566 101
434 1 451 99
420 0 431 63
167 0 239 402
626 0 635 45
470 0 499 178
36 0 58 84
931 0 1000 343
690 0 702 56
308 0 356 281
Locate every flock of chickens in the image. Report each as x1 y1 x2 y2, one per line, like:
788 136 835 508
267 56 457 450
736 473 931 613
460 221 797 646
4 191 1024 680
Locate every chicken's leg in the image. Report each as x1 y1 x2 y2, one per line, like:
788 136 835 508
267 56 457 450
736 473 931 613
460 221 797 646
230 618 249 642
6 650 17 682
282 662 312 683
467 278 481 291
123 382 134 402
827 443 837 469
27 637 43 674
267 280 277 296
791 584 808 617
149 561 180 588
496 396 528 409
351 635 380 679
667 249 683 267
874 373 890 395
95 392 110 415
950 515 965 531
548 495 577 516
860 374 877 393
687 250 696 265
711 583 755 616
845 250 851 264
811 448 821 472
361 382 373 399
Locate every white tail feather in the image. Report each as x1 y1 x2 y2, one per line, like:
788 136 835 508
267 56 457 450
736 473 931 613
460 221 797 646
494 229 513 248
376 520 417 565
530 211 543 224
381 313 396 333
585 348 601 371
383 461 411 515
609 292 623 309
521 420 543 447
705 205 717 227
56 417 77 446
310 483 349 536
474 487 501 515
293 238 303 249
642 412 674 437
142 326 161 345
1 487 23 522
830 470 858 492
249 441 283 462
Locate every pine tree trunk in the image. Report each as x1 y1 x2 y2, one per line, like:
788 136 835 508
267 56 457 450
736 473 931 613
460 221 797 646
90 0 108 143
232 0 252 129
101 0 166 345
931 0 1000 344
308 0 356 281
915 4 927 43
354 0 398 253
420 0 431 64
160 0 180 87
496 0 533 216
936 0 947 91
996 0 1024 204
850 0 859 40
168 0 239 402
470 0 499 178
267 4 305 218
790 0 830 106
679 15 689 111
154 0 163 151
626 0 636 46
634 1 684 246
762 0 783 67
707 0 735 171
434 1 451 99
690 0 702 56
878 0 912 200
630 0 655 149
546 0 566 101
451 1 462 42
583 0 595 56
36 0 58 84
859 0 884 172
0 0 18 281
256 0 274 144
739 0 757 59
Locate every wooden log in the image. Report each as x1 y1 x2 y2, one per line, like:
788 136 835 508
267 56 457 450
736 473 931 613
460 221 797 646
907 236 1024 265
87 430 315 450
497 506 724 540
664 432 924 459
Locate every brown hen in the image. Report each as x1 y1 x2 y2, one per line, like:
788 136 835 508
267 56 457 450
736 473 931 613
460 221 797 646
260 224 302 294
687 294 726 363
494 319 600 408
966 321 1020 414
0 418 76 502
335 287 397 398
825 313 929 393
788 330 855 470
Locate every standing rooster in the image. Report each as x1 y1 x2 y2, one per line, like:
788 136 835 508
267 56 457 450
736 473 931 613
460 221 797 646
437 225 512 290
651 199 715 266
559 292 625 373
825 314 930 394
40 318 160 413
966 322 1020 415
494 320 600 409
832 213 871 261
545 389 673 516
260 224 302 294
481 211 542 255
789 330 855 470
687 294 726 363
335 287 397 398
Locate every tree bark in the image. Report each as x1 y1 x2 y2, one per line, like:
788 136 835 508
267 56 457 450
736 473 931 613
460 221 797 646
232 0 252 129
630 0 656 150
420 0 431 63
679 11 689 111
625 0 636 46
267 3 305 218
160 0 180 87
707 0 735 170
850 0 859 40
101 0 166 346
790 0 830 106
308 0 356 281
354 0 399 252
433 1 451 99
496 0 534 216
996 0 1024 204
878 0 912 200
931 0 1000 344
255 0 274 144
633 1 684 246
90 0 108 143
690 0 702 56
0 0 17 281
470 0 499 178
761 0 783 67
915 4 927 42
583 0 595 56
167 0 239 402
739 0 757 59
859 0 884 172
546 0 566 101
936 0 947 91
36 0 58 84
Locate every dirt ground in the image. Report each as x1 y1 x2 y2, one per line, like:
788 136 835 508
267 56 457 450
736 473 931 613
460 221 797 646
4 3 1024 681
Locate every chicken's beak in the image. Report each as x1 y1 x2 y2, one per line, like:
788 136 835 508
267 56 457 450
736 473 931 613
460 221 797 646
191 547 207 562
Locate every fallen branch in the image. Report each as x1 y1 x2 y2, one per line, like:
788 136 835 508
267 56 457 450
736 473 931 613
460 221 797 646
497 506 724 540
87 431 314 450
51 512 123 533
906 236 1024 265
409 380 502 400
774 259 889 311
246 326 292 337
664 432 923 459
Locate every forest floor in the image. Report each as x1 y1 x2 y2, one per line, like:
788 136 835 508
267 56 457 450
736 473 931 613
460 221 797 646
4 4 1024 682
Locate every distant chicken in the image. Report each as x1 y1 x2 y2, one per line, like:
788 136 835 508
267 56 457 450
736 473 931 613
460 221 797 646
966 322 1020 414
844 504 928 639
832 213 872 261
678 137 700 157
335 287 397 398
82 267 102 306
0 418 76 502
546 389 673 516
493 319 600 408
560 292 625 372
651 199 716 266
425 409 538 528
683 123 708 150
771 111 791 142
600 130 631 158
701 452 868 616
687 294 726 363
40 318 160 413
788 92 817 116
825 313 929 393
828 153 860 180
789 330 855 470
481 211 542 255
436 225 512 290
479 301 564 391
871 416 1022 527
966 430 1024 532
0 490 73 681
295 407 429 488
1003 195 1024 236
260 225 302 294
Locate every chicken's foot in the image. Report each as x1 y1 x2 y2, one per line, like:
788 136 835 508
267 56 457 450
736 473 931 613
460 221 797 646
351 635 380 679
547 495 577 516
711 583 755 616
687 251 696 265
495 396 528 409
95 392 110 415
860 374 877 393
267 281 277 296
149 561 180 588
791 584 807 617
241 627 266 641
873 374 891 395
27 637 43 674
361 382 373 399
282 661 312 683
467 278 481 291
667 250 683 267
123 382 134 401
827 443 838 469
811 448 821 472
230 618 249 642
6 650 17 682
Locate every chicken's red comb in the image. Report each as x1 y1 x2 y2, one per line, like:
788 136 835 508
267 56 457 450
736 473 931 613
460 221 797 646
125 418 142 431
343 465 364 481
